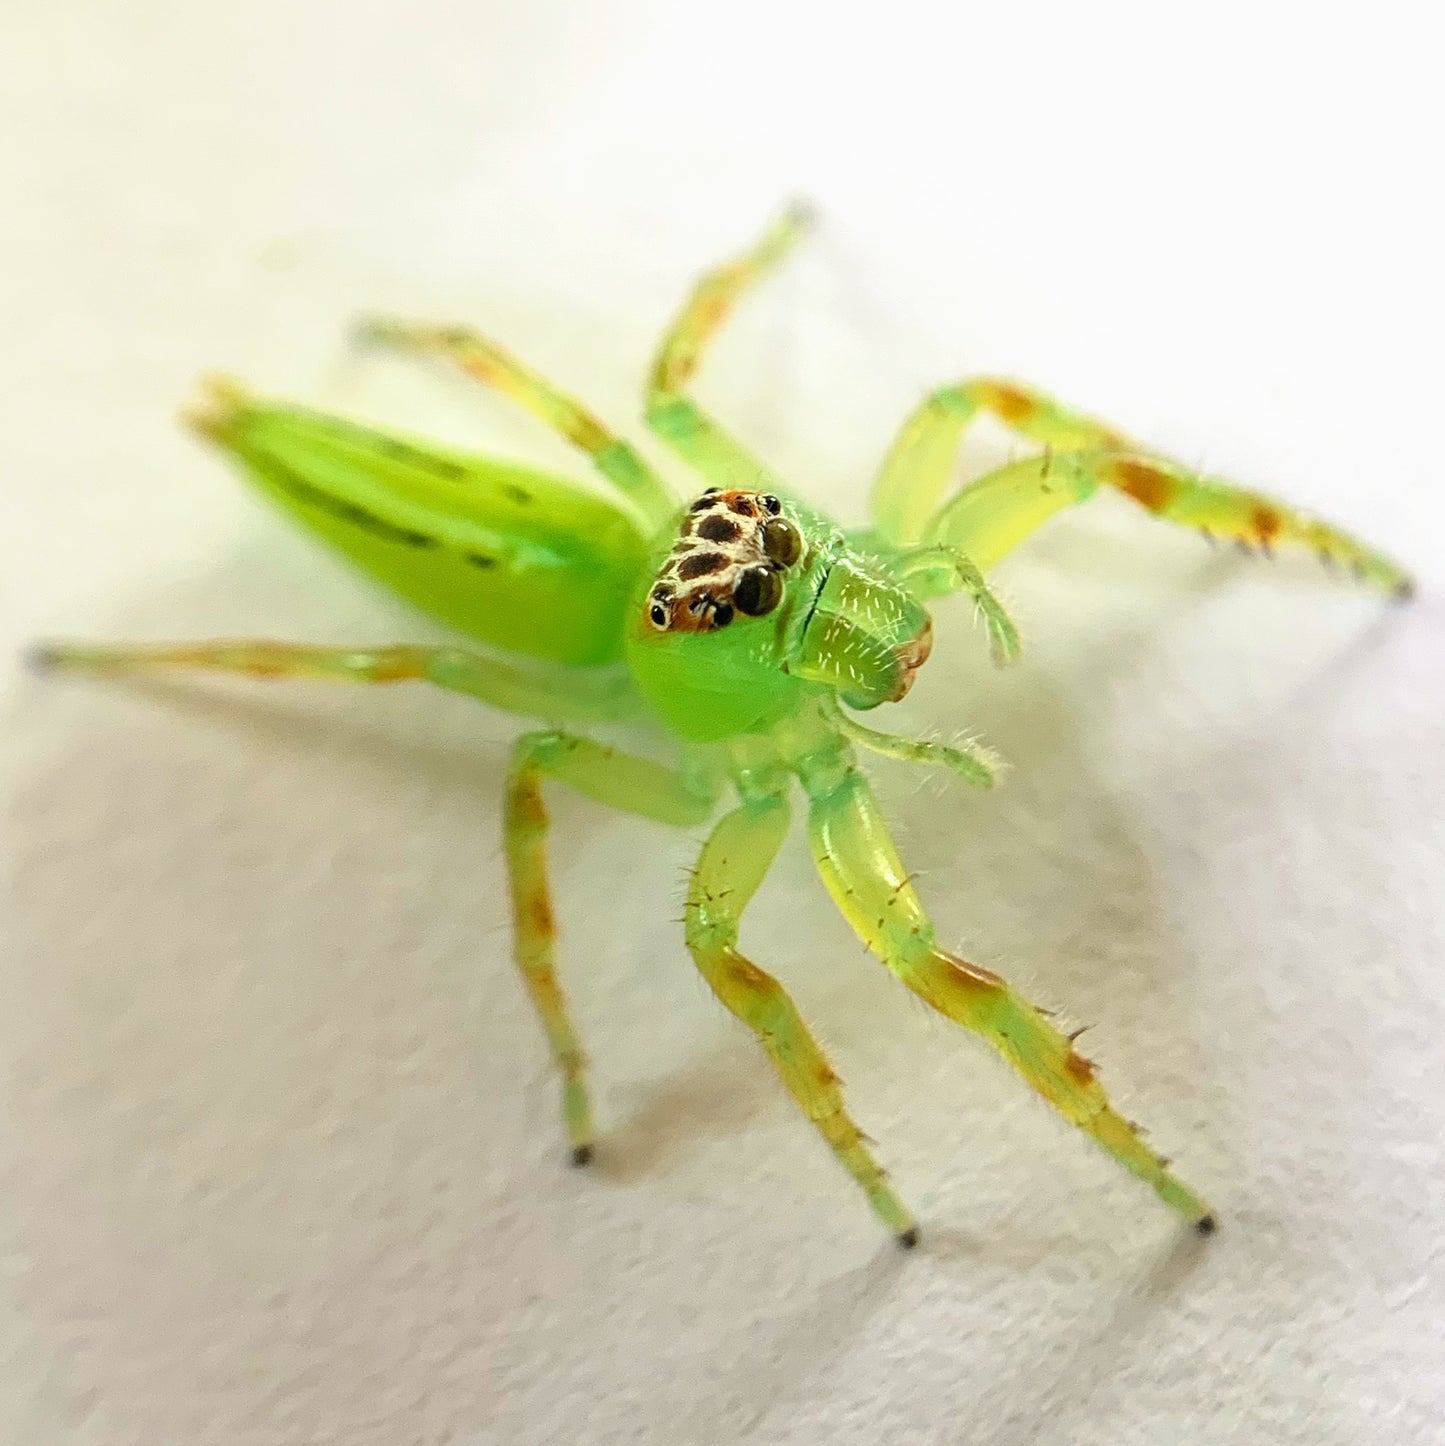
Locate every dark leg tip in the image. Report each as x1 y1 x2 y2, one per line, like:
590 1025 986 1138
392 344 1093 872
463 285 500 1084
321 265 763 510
1394 578 1417 603
1194 1213 1217 1236
24 643 59 674
570 1144 594 1168
896 1225 920 1250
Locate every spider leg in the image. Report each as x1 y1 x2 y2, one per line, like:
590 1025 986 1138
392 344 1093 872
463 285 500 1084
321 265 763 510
509 732 717 1161
924 448 1413 596
871 376 1411 595
32 638 639 722
799 757 1215 1231
879 544 1022 665
825 696 1002 790
872 377 1131 545
645 202 812 493
358 318 676 527
35 639 714 1162
685 795 917 1243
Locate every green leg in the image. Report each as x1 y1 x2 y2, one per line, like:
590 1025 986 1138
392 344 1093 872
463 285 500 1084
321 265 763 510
800 759 1215 1232
923 448 1413 597
825 696 1002 790
359 318 677 528
508 732 716 1162
879 543 1022 664
684 795 917 1243
871 377 1134 545
871 376 1411 595
33 638 639 722
645 202 811 492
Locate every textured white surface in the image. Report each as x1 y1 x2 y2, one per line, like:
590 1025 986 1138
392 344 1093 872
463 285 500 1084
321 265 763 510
4 4 1443 1443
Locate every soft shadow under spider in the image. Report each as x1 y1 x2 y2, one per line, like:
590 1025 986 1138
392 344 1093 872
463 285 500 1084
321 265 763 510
590 1038 783 1184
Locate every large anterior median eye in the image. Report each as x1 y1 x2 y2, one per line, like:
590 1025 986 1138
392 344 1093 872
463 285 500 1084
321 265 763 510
733 565 784 617
761 516 802 567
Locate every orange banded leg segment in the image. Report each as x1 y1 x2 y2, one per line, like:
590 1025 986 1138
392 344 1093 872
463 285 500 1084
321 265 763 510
873 377 1133 545
360 319 676 527
685 796 917 1243
507 732 717 1162
645 202 812 492
31 638 638 721
925 448 1413 596
801 761 1215 1230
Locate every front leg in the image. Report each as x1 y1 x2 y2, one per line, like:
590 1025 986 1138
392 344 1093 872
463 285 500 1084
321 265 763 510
800 759 1215 1231
359 319 676 528
871 377 1134 545
507 733 717 1162
925 448 1413 595
685 796 917 1242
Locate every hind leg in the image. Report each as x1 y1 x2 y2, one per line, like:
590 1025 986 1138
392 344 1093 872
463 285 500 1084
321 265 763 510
32 638 639 721
358 319 676 527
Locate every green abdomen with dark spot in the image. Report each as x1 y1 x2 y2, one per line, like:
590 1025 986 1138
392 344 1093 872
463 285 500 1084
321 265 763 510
204 387 648 666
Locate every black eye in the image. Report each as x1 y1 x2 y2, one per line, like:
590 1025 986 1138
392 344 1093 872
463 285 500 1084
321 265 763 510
761 516 802 567
711 602 734 627
732 565 783 617
760 494 782 515
648 603 669 629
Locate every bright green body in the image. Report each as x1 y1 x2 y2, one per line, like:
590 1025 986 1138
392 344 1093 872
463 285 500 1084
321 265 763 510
204 392 648 667
42 208 1412 1247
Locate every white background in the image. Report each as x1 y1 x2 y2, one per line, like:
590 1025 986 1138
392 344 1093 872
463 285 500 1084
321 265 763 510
3 4 1443 1442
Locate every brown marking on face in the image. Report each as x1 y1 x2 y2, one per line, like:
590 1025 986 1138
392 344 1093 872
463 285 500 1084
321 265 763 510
696 512 742 543
677 550 729 580
984 381 1040 424
1111 459 1173 513
645 489 806 633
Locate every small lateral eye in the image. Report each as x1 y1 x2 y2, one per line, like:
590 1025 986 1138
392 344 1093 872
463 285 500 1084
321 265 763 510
732 565 784 617
761 516 802 567
760 494 782 515
711 601 734 628
648 600 670 629
689 489 719 511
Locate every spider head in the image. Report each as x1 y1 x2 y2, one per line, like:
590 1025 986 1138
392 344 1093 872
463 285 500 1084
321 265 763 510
626 489 933 739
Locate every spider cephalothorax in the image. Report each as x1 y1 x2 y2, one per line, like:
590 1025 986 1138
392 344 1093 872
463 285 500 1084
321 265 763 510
646 488 804 632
